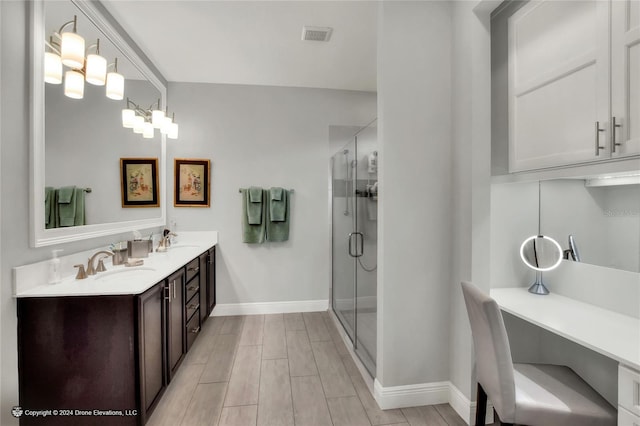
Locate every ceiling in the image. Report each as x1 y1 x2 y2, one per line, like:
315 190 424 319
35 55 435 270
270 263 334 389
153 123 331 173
101 1 378 92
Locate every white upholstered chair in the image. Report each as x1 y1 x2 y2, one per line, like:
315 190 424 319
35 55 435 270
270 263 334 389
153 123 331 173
461 281 617 426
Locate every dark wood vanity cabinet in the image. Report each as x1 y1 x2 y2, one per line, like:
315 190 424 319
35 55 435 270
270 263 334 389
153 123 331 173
207 247 217 315
17 247 216 425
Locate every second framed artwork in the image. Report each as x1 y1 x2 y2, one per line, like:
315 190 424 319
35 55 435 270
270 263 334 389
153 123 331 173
174 158 211 207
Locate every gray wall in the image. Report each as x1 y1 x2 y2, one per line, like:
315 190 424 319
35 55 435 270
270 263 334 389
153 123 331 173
165 82 376 306
377 0 452 387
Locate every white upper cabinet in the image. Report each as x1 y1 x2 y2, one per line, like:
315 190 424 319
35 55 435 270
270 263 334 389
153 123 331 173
611 0 640 157
508 0 639 172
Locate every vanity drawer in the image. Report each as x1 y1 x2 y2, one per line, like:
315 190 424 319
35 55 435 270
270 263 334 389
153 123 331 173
185 311 200 351
618 406 640 426
619 365 640 417
185 279 199 303
185 258 200 283
185 294 200 322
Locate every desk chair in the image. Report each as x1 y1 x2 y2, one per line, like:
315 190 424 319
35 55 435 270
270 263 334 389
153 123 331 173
461 281 616 426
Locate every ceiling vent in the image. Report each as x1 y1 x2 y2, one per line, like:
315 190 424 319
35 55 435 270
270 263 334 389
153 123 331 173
301 26 333 42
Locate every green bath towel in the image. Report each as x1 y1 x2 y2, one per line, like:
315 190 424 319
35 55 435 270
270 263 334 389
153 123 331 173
266 189 289 242
246 186 264 225
58 186 85 227
241 189 266 244
45 187 59 229
73 187 86 226
269 187 286 221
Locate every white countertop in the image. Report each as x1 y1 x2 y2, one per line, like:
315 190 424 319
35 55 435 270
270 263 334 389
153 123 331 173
491 287 640 371
14 231 217 298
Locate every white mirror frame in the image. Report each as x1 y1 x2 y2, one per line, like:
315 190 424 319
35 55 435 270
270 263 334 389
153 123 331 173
30 0 166 247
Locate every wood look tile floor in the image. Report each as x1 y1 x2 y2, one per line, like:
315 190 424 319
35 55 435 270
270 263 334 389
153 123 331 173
147 312 484 426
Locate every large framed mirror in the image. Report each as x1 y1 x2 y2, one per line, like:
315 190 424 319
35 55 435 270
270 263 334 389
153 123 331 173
30 0 166 247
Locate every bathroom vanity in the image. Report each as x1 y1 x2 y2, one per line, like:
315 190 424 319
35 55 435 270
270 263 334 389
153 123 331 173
14 232 217 425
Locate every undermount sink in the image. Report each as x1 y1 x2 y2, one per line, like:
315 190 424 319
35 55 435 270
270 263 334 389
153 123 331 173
94 267 157 282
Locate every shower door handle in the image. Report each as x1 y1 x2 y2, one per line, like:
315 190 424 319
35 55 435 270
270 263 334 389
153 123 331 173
348 232 364 258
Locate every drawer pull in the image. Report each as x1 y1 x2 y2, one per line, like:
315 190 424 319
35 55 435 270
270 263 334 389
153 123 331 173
188 266 200 272
188 303 199 310
595 121 606 156
190 326 200 334
188 285 198 292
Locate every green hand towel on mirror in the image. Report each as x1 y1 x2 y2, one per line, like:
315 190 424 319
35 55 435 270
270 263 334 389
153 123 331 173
241 189 266 244
57 186 75 203
246 186 263 225
73 187 86 226
269 187 286 222
266 190 289 242
58 187 77 227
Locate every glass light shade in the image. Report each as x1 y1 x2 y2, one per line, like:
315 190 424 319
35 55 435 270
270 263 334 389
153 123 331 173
44 52 62 84
168 122 179 139
142 122 154 139
132 116 145 134
105 72 124 100
152 110 165 128
64 70 84 99
85 54 107 85
122 109 136 128
160 116 173 134
60 32 85 69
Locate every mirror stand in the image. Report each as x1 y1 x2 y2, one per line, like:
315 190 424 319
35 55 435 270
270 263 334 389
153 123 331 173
528 271 550 295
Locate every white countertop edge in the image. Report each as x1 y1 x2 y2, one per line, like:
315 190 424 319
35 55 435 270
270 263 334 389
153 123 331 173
14 231 218 298
491 287 640 370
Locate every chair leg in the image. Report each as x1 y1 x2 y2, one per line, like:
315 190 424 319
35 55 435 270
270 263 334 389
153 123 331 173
475 383 487 426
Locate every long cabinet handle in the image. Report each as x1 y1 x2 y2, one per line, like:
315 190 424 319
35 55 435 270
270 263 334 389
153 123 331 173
595 121 606 156
172 280 177 299
611 116 622 153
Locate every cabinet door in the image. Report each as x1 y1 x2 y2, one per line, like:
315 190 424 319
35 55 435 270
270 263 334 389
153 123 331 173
611 0 640 157
167 269 185 380
138 282 166 422
508 0 610 171
207 247 216 315
199 252 209 324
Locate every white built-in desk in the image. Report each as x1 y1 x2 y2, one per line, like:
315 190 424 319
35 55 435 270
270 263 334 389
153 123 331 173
491 287 640 425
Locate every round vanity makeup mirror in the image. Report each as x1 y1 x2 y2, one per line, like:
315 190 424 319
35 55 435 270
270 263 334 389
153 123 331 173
520 235 563 271
520 235 562 295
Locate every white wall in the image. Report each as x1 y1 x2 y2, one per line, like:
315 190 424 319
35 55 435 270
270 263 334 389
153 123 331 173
449 1 495 418
166 82 376 306
377 0 452 388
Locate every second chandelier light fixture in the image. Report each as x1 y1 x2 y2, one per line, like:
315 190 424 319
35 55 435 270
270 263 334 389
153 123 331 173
122 99 179 140
44 15 124 101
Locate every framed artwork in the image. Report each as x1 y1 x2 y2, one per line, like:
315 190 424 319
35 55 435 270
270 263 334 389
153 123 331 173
120 158 159 207
174 158 211 207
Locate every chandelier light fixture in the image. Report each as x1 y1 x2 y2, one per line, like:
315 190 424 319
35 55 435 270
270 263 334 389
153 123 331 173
122 98 179 140
44 15 124 101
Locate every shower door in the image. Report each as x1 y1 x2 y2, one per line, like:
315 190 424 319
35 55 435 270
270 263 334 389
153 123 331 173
331 122 378 376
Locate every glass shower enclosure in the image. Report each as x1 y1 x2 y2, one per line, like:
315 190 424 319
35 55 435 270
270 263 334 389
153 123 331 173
331 121 378 376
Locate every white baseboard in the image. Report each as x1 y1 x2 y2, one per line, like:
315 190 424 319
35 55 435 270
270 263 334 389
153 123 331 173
448 383 494 425
373 380 493 425
211 299 329 316
373 379 450 410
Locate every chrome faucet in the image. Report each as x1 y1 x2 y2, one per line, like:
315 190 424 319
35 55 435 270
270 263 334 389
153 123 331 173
157 232 177 252
86 250 114 276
